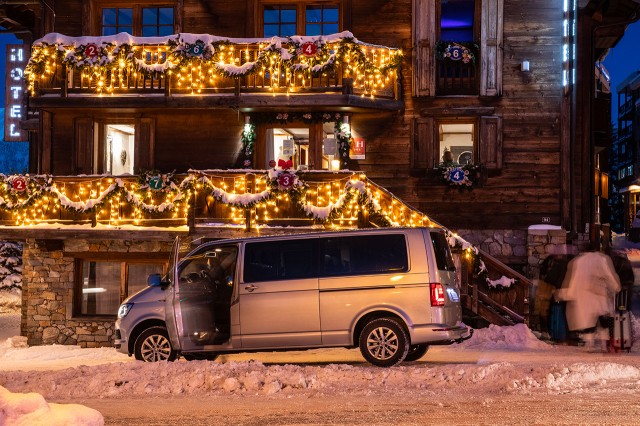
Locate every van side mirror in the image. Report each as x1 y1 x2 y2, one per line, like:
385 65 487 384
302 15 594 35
147 273 162 287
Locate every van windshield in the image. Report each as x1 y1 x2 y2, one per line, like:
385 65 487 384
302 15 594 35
430 232 456 272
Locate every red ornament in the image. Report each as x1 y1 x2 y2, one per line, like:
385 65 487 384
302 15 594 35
301 41 317 57
11 177 27 192
84 44 99 58
277 172 295 189
268 160 277 168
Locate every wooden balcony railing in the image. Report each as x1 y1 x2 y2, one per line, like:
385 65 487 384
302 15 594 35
457 248 531 326
0 171 431 231
436 59 478 96
26 32 401 100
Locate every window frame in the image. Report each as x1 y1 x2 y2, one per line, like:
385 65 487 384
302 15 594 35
74 256 168 317
437 119 478 166
90 0 179 36
257 0 342 37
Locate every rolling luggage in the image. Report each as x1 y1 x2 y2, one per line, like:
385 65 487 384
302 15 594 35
549 301 568 342
611 290 633 352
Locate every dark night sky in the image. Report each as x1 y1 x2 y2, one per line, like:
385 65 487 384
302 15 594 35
602 21 640 124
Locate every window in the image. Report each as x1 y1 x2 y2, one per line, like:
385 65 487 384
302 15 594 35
439 122 475 165
264 5 297 37
306 5 339 36
412 116 502 170
264 122 340 170
413 0 503 97
104 124 135 175
439 0 476 42
320 234 408 276
102 8 133 35
260 2 340 36
244 239 317 282
97 2 175 36
430 232 456 272
78 260 165 315
142 7 174 36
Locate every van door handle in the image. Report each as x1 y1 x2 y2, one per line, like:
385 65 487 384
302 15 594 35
244 284 259 292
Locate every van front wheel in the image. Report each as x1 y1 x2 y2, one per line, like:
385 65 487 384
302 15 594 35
359 318 409 367
134 326 177 362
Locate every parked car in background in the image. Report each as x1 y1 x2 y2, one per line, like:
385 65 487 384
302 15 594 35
115 227 472 367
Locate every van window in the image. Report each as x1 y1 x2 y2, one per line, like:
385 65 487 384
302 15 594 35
244 239 317 282
430 232 456 271
320 234 408 276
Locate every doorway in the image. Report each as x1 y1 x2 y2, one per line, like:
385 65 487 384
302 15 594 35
104 124 135 175
264 122 340 170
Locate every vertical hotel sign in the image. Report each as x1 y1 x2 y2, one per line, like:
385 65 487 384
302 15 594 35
5 44 27 141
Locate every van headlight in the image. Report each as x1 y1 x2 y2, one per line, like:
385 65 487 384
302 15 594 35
117 303 134 318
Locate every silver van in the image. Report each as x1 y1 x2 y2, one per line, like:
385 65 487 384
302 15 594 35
114 227 471 367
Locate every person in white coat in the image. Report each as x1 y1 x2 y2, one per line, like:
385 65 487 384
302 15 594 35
554 251 621 351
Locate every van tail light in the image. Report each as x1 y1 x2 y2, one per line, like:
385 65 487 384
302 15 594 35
430 283 445 307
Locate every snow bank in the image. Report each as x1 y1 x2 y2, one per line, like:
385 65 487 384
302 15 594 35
0 385 104 426
454 324 552 351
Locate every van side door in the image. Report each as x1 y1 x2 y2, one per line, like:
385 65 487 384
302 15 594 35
239 238 321 348
167 244 238 352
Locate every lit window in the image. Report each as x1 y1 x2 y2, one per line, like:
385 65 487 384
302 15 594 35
439 122 475 165
79 260 165 315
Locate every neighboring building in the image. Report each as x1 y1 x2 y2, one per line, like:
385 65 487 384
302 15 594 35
0 0 638 347
615 70 640 234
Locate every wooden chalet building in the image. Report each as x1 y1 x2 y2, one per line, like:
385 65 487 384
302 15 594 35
0 0 638 347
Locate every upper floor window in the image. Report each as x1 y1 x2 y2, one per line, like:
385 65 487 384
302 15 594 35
306 5 339 36
439 122 475 166
264 5 297 37
102 8 133 35
439 0 476 42
260 2 340 37
98 2 175 36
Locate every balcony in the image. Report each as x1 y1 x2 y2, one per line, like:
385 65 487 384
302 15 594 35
435 41 478 96
26 32 403 111
0 171 430 240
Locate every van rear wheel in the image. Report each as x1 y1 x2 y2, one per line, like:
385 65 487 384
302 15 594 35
404 344 429 362
134 326 177 362
358 318 409 367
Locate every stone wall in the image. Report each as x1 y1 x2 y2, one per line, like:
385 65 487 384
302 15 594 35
22 238 171 347
456 228 528 258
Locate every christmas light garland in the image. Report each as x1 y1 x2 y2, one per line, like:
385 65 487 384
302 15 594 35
26 32 403 96
0 170 402 227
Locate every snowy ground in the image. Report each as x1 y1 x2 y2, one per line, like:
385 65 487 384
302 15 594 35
1 293 640 425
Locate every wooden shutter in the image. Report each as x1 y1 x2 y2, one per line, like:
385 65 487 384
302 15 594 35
73 117 93 174
480 0 503 96
412 117 436 169
479 116 502 169
40 110 53 174
413 0 436 97
134 117 156 171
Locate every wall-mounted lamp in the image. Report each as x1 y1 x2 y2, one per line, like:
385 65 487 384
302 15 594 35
521 60 530 72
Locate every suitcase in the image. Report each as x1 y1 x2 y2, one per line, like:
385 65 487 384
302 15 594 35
611 290 633 352
549 302 568 342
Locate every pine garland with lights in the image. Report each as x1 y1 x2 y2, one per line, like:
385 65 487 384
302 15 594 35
26 32 403 96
